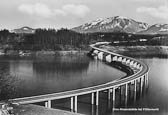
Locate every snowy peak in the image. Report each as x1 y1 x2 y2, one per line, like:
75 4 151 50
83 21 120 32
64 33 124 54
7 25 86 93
72 16 149 33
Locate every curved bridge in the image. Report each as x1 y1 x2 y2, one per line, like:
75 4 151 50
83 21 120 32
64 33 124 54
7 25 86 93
8 42 149 113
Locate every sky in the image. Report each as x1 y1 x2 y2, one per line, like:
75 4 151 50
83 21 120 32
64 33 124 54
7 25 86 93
0 0 168 30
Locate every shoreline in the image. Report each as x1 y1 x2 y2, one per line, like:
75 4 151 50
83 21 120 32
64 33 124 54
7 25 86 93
1 103 83 115
99 45 168 58
0 50 89 56
1 45 168 58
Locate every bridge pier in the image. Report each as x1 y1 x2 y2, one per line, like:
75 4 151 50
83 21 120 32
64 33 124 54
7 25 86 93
91 92 95 105
125 84 128 98
111 87 115 110
126 59 130 65
130 61 134 66
112 56 118 61
45 100 51 108
71 96 78 112
146 73 149 89
45 102 48 108
112 87 115 101
140 76 144 96
48 100 51 108
134 80 137 103
108 89 111 100
118 57 122 62
98 52 103 60
106 55 112 63
93 50 99 54
134 80 137 94
91 91 99 106
144 73 149 90
96 91 99 106
74 96 77 112
122 58 127 63
71 97 74 111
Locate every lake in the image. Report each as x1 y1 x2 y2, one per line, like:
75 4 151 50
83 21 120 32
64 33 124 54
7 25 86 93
0 55 125 100
0 55 168 115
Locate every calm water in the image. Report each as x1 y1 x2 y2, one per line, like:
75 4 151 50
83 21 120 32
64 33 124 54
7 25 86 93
0 55 168 115
107 58 168 115
0 55 125 100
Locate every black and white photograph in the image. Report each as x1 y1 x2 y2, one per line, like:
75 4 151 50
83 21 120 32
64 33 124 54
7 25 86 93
0 0 168 115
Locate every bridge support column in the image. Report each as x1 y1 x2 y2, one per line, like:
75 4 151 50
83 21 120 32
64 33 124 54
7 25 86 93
137 64 140 69
113 56 118 62
118 57 122 62
96 91 99 106
108 89 111 100
93 50 99 54
48 100 51 108
130 61 134 67
74 96 77 112
125 83 128 98
134 80 137 93
71 97 74 111
125 83 128 107
91 92 95 105
146 73 149 89
134 80 137 103
144 75 146 89
126 60 130 65
112 87 115 110
70 96 78 112
45 100 51 108
45 102 48 108
122 58 127 63
112 87 115 101
140 76 143 95
133 62 137 68
98 52 103 60
106 55 111 63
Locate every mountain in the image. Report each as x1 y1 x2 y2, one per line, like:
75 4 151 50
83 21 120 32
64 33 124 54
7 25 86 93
11 26 35 34
138 24 168 35
72 16 149 33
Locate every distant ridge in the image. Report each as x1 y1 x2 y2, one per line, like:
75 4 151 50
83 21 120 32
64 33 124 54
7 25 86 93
137 24 168 35
11 26 35 34
72 16 168 35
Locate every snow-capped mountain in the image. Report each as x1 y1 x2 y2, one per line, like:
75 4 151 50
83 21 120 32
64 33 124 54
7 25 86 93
72 16 149 33
11 26 35 34
138 24 168 35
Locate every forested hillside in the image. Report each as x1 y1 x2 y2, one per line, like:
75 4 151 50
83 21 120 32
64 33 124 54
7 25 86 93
0 28 168 52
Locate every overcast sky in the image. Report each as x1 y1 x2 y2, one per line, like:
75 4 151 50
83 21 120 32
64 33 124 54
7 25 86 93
0 0 168 30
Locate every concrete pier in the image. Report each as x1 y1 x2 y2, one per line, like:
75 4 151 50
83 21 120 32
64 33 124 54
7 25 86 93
112 88 115 101
96 91 99 106
91 93 95 105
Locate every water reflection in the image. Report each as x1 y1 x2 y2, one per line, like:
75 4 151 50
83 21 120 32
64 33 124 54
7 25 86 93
0 55 125 100
0 63 20 100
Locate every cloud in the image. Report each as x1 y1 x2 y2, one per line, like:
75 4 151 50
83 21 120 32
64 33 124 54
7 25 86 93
62 4 90 17
18 3 53 18
130 0 164 2
137 5 168 20
54 9 66 16
18 3 90 18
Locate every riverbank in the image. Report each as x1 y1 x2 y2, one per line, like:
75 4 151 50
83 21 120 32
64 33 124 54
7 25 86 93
0 50 89 57
99 45 168 58
0 103 83 115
